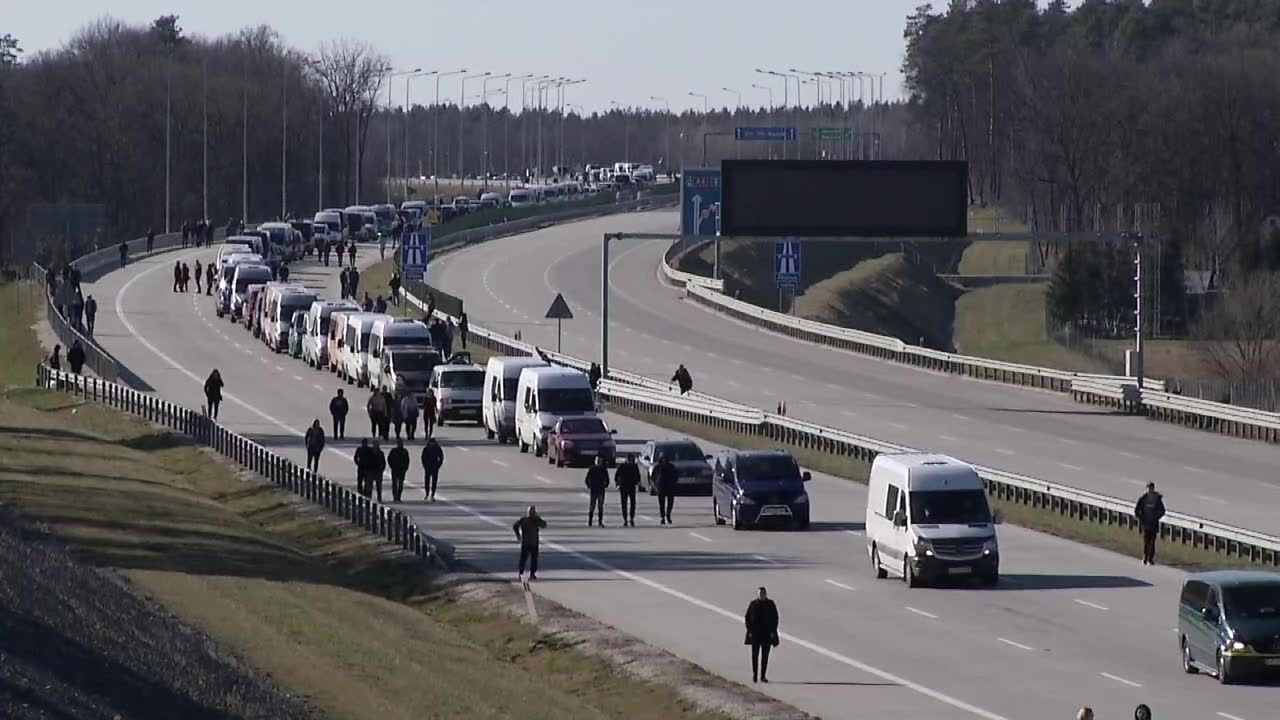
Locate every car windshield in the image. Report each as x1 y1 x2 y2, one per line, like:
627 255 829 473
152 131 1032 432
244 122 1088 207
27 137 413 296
736 456 800 483
235 274 269 293
441 370 484 388
656 442 705 462
267 227 287 243
537 388 595 413
909 490 992 525
1223 584 1280 620
392 352 440 372
560 418 606 434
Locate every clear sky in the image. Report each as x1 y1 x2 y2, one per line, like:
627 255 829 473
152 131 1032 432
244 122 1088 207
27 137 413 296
10 0 924 112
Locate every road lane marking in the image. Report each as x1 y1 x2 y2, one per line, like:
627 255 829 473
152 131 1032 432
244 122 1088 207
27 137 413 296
534 475 552 484
119 251 1014 720
454 446 470 452
293 375 302 381
824 579 855 591
1117 450 1140 459
1217 713 1246 720
1060 438 1080 446
939 434 959 442
997 637 1034 651
993 447 1016 456
1183 465 1207 474
638 513 654 522
1073 599 1109 611
313 384 324 391
1118 476 1144 486
1056 462 1083 471
843 529 862 537
233 342 242 349
1099 672 1141 688
886 421 907 430
1196 493 1226 504
491 459 509 467
905 606 937 619
752 554 775 563
689 532 713 543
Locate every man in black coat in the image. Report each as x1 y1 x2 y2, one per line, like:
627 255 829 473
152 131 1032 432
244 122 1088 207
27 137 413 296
671 364 693 395
614 453 641 527
744 587 780 683
421 437 444 501
84 295 98 335
67 340 86 375
585 456 610 527
369 440 387 502
1134 482 1166 565
513 505 547 582
329 389 349 438
354 439 374 496
367 390 387 439
304 420 326 472
654 452 680 524
388 438 410 503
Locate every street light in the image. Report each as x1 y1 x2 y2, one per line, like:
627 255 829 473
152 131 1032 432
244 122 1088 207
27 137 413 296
432 69 465 200
386 67 422 205
610 100 630 161
460 72 490 185
750 83 773 109
505 74 533 188
558 79 586 170
721 86 742 109
482 73 511 190
755 68 793 108
688 91 708 113
650 95 671 173
301 59 322 215
568 103 586 168
202 59 209 223
535 76 563 178
403 70 431 203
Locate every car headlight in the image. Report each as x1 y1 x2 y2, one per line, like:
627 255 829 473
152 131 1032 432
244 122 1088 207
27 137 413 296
561 440 574 449
914 538 935 557
736 494 756 505
793 493 809 504
983 537 998 554
1231 640 1248 651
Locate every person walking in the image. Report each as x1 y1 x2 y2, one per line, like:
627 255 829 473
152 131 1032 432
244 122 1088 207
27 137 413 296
458 312 469 349
374 295 387 314
744 587 780 683
513 505 547 582
146 227 155 253
118 240 128 268
339 267 350 300
349 267 360 298
328 389 349 439
362 292 373 312
369 440 387 502
49 344 62 371
279 263 290 283
67 340 86 375
671 363 693 395
367 389 387 439
400 393 419 441
378 234 387 260
354 439 374 497
181 262 191 292
204 369 224 420
378 389 395 440
421 436 444 501
654 452 679 524
585 456 610 527
615 453 641 526
194 260 203 294
205 263 216 296
422 387 438 439
84 295 98 336
588 362 602 392
388 438 410 502
388 388 403 439
347 240 357 267
1134 482 1166 565
172 261 182 293
389 272 401 306
304 419 326 472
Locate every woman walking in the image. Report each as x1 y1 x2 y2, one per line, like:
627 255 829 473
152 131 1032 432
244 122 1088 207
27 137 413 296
204 369 224 420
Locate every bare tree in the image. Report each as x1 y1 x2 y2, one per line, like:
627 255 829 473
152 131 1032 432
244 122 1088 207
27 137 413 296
1188 200 1239 291
312 40 388 204
1192 271 1280 386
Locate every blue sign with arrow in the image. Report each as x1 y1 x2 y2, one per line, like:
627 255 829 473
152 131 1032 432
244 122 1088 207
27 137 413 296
680 168 721 237
401 229 430 282
775 239 801 288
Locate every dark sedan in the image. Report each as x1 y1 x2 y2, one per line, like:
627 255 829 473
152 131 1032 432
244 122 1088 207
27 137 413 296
637 439 713 496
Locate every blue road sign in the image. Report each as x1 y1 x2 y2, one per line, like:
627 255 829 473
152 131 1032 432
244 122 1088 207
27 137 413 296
734 127 798 142
775 239 802 288
401 229 430 281
680 168 721 237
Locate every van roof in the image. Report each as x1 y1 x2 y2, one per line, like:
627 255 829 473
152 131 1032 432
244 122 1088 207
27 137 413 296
874 453 981 491
378 321 429 336
234 264 271 275
488 356 548 372
1188 570 1280 587
520 366 586 385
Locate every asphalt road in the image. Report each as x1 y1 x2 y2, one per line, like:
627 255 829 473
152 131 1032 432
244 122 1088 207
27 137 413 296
429 210 1280 538
79 239 1276 720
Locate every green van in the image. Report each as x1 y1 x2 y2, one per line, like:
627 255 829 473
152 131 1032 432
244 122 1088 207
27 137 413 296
1179 570 1280 683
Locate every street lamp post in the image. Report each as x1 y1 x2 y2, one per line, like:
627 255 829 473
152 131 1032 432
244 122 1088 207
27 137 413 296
558 79 585 172
721 86 742 109
242 70 248 224
386 68 422 205
482 73 510 190
460 72 490 188
650 96 670 173
404 70 430 203
569 104 585 168
281 61 288 218
202 59 208 223
688 91 708 114
165 69 171 233
750 83 775 159
505 74 532 189
433 69 465 201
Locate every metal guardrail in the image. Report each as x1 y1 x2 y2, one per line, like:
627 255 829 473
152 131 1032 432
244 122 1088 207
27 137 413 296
1139 389 1280 443
660 240 726 292
401 283 1280 567
34 363 452 567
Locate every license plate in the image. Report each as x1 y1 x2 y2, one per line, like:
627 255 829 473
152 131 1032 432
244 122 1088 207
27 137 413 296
458 408 478 415
1265 658 1280 666
759 506 792 517
947 566 972 575
579 450 597 456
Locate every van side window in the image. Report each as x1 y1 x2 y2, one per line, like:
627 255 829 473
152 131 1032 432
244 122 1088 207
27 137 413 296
1205 588 1221 621
884 484 900 518
523 387 533 411
1181 580 1207 609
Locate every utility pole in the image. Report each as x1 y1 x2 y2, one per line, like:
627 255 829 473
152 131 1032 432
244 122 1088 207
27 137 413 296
432 69 465 202
165 70 171 234
202 59 208 223
242 78 248 224
281 61 288 219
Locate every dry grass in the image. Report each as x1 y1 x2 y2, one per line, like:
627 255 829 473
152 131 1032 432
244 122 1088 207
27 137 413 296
952 283 1107 371
959 207 1030 276
0 280 47 387
0 389 734 720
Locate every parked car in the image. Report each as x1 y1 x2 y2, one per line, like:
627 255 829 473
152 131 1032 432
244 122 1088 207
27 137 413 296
711 450 812 530
547 416 617 468
637 439 712 495
1179 570 1280 684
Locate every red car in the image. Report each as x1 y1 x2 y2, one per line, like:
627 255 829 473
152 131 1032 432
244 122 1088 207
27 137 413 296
547 416 618 468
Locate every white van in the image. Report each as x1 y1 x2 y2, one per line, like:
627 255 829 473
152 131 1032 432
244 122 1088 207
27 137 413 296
865 453 1001 588
255 282 306 345
264 288 318 353
375 347 443 400
216 240 254 267
341 313 394 386
303 300 359 369
429 364 485 425
313 211 343 242
514 366 596 456
327 311 354 373
508 188 534 208
483 356 548 444
367 319 432 380
228 264 273 319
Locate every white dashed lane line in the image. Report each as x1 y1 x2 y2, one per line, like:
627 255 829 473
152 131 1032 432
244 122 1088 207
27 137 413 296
688 532 713 543
1099 672 1141 688
824 579 855 591
491 459 509 468
997 637 1034 652
1073 599 1109 611
905 606 938 620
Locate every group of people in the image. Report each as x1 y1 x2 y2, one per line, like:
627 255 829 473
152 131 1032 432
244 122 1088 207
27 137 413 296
338 266 361 301
319 238 358 268
172 260 197 293
580 452 680 527
357 387 439 442
47 341 88 376
349 435 445 503
45 264 97 336
181 219 218 248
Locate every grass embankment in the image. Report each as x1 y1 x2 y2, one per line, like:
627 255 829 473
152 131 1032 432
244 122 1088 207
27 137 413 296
952 283 1107 371
958 206 1031 276
0 287 738 720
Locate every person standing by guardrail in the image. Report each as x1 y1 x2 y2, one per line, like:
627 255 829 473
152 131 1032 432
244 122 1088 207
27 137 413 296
421 436 444 501
744 587 780 683
1135 482 1166 565
329 389 349 439
514 505 547 582
671 364 693 395
49 344 62 372
146 228 155 253
655 452 679 524
203 369 224 420
84 295 97 336
615 453 641 527
67 341 86 376
388 438 410 502
585 456 610 527
304 420 325 472
118 240 128 268
458 312 468 349
172 261 182 293
389 273 401 307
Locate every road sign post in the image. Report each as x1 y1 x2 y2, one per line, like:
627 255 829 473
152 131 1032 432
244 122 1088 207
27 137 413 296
401 229 430 283
545 292 574 352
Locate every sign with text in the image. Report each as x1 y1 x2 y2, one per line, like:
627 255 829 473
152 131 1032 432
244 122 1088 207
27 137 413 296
680 168 721 236
401 229 430 281
812 127 853 142
734 127 798 142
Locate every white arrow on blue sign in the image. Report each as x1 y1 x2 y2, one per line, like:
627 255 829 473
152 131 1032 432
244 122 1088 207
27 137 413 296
401 229 430 281
775 239 801 288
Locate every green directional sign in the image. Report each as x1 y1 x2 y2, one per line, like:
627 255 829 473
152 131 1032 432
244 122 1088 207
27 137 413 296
811 127 853 142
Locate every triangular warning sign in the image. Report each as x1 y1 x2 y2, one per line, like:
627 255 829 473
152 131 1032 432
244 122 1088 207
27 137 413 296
545 293 574 319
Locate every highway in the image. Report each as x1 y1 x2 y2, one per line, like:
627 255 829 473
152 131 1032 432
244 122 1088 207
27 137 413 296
80 237 1274 720
430 210 1280 537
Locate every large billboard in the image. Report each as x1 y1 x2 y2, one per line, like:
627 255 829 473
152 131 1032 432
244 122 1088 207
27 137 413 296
719 160 968 238
680 168 721 237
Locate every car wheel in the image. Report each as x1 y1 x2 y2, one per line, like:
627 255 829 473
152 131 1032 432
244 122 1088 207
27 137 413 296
1182 638 1198 674
713 498 726 525
872 546 887 579
731 503 743 531
519 439 528 453
904 558 919 588
486 428 495 440
534 442 544 458
1216 650 1232 684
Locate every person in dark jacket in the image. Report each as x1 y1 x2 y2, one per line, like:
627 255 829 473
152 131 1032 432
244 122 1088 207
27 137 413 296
67 340 86 375
374 295 387 314
388 438 411 502
204 369 224 420
615 453 641 526
182 262 192 292
339 267 350 300
458 311 468 349
69 266 81 292
1134 704 1152 720
362 292 373 312
304 419 325 472
744 587 780 683
585 456 611 527
205 263 216 296
194 260 203 294
421 437 444 501
1134 482 1166 565
49 344 62 371
367 390 387 439
329 389 349 438
354 439 374 496
349 267 361 298
422 388 438 439
513 505 547 581
388 388 403 438
84 295 98 335
147 228 155 253
279 263 290 282
671 364 693 395
379 389 395 440
654 452 679 524
118 240 128 268
389 273 401 306
400 393 419 440
369 440 387 502
347 241 357 267
172 261 182 292
588 362 602 392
